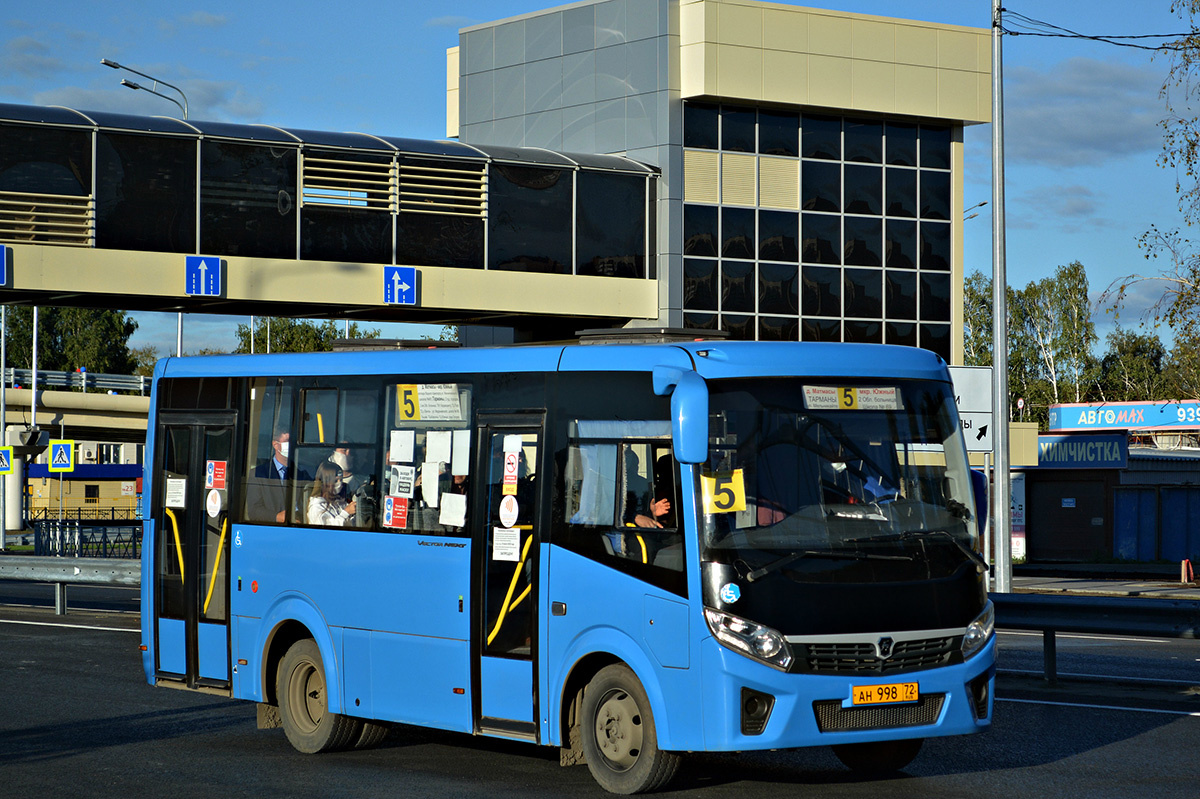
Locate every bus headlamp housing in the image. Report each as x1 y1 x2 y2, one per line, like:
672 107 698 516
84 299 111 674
705 608 793 671
961 601 995 660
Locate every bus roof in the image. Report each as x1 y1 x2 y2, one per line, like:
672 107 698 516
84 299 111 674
153 341 949 384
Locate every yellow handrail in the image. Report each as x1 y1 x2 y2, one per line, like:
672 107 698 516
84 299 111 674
202 518 229 616
486 533 533 646
164 508 184 583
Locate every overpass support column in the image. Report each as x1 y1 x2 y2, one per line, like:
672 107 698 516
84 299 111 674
4 426 28 532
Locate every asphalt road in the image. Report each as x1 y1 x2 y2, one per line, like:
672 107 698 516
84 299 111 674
2 606 1198 799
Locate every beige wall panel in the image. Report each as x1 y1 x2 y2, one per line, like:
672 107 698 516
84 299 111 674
807 13 853 57
759 157 799 210
937 29 982 72
680 42 707 97
894 64 939 118
762 50 808 105
721 152 757 206
895 24 937 68
807 54 854 110
684 149 720 203
977 71 993 123
762 7 808 52
937 68 981 122
850 60 896 115
446 47 460 139
717 1 763 48
851 19 895 62
715 44 764 101
679 0 709 46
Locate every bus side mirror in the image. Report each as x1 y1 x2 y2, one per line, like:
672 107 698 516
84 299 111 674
653 367 708 464
970 468 988 530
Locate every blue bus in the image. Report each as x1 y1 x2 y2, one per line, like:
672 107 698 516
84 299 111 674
141 338 994 793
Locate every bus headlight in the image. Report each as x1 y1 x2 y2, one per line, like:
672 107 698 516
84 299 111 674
961 602 994 660
704 608 793 671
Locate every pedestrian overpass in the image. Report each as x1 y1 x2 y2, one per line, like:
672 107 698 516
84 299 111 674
0 103 660 340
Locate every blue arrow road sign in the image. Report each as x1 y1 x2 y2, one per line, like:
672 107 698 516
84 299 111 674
186 255 221 296
383 266 416 305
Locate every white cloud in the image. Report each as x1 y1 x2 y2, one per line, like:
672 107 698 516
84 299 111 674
1 35 64 79
426 16 478 29
1005 57 1165 168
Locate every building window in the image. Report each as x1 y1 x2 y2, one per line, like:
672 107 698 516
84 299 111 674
681 103 954 361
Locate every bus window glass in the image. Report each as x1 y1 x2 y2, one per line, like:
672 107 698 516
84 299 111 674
559 421 685 595
242 378 295 524
381 382 473 536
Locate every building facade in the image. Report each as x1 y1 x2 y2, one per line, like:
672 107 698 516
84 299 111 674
449 0 990 363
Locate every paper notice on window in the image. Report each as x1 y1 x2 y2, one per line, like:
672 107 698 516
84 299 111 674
165 477 187 509
427 430 453 464
389 429 415 463
422 461 441 508
503 434 524 453
493 526 520 561
439 492 467 528
414 384 464 421
392 465 415 498
451 429 471 476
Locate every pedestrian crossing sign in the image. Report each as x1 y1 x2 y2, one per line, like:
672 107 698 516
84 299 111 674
0 446 11 475
48 440 74 473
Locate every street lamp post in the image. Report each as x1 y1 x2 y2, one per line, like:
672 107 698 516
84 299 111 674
101 59 189 357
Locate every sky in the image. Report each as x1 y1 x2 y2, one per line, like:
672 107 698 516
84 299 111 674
0 0 1194 356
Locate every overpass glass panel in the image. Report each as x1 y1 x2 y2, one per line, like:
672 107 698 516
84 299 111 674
201 140 298 259
396 213 483 269
301 149 394 264
488 164 571 273
575 170 645 278
96 132 196 253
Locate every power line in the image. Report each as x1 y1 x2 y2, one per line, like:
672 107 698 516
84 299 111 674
1001 9 1196 52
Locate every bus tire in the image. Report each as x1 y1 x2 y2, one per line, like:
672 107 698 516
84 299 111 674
832 738 923 773
581 664 680 794
277 639 362 753
354 721 390 749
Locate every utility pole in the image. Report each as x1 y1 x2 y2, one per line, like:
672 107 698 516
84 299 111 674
991 0 1013 593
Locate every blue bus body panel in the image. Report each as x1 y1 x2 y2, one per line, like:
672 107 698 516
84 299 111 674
198 621 229 681
157 617 185 674
480 657 534 723
230 524 471 727
544 546 705 751
696 635 995 751
682 341 950 382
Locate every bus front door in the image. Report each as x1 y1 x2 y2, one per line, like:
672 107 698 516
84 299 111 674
152 413 236 692
477 420 542 740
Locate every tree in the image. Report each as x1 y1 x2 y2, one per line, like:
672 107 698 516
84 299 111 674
233 317 380 354
2 306 138 374
962 270 993 367
1010 262 1098 410
1097 328 1170 402
130 344 161 377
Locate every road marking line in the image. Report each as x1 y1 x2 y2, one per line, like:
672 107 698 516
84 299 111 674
998 697 1200 717
0 618 138 633
999 668 1199 687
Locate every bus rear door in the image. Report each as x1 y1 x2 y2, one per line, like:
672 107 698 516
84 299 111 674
151 412 237 692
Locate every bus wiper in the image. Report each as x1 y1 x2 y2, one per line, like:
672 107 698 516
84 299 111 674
848 530 989 574
745 549 912 583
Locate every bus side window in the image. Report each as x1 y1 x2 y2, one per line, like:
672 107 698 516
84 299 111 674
561 432 685 596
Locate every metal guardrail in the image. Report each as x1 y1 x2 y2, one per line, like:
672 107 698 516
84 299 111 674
30 520 142 558
992 592 1200 682
4 366 149 394
0 555 139 615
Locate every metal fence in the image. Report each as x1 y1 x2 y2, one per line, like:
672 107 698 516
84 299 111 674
4 366 149 395
30 520 142 558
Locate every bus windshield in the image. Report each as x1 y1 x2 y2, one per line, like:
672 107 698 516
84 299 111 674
700 378 980 587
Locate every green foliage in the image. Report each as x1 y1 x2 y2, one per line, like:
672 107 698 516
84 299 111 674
2 306 138 374
1098 328 1170 402
233 317 380 354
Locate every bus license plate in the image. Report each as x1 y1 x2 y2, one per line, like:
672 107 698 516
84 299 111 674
852 682 919 706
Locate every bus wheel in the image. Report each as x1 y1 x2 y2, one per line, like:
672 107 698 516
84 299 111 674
354 721 390 749
581 664 680 794
832 738 923 773
277 639 362 753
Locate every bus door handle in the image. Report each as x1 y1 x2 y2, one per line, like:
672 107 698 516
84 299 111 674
551 601 567 616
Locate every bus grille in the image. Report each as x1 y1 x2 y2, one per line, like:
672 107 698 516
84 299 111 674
813 695 945 732
798 636 958 675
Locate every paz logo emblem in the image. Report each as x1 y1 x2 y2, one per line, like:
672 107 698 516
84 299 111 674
875 636 895 660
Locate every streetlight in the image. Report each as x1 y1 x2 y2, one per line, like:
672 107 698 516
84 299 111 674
100 59 188 119
101 58 189 355
964 200 988 221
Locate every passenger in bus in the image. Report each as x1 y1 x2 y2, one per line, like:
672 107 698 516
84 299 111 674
246 426 299 523
331 443 377 526
307 460 357 526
